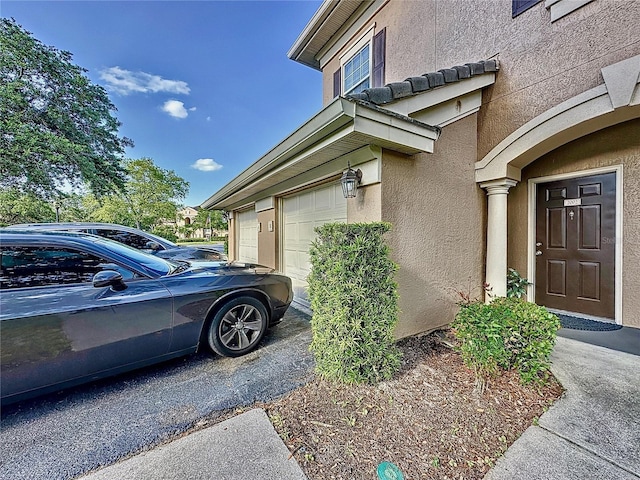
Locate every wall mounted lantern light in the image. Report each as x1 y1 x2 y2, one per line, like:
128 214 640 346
340 162 363 198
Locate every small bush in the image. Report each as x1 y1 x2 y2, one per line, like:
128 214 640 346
506 268 531 298
452 297 560 387
308 222 401 384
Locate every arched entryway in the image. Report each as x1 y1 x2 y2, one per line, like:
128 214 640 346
475 55 640 326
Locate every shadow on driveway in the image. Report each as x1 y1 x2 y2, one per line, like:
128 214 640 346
0 308 313 480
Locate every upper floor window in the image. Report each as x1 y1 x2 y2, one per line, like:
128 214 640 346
344 44 370 94
512 0 542 17
333 27 385 98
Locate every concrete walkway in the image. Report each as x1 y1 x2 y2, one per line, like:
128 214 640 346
485 336 640 480
80 408 307 480
78 333 639 480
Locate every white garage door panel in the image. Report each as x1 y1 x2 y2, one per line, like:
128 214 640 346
237 209 258 264
283 183 347 308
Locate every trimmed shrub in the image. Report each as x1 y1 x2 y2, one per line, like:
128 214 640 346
452 297 560 387
308 222 401 384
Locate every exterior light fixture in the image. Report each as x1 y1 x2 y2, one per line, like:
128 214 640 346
340 162 363 198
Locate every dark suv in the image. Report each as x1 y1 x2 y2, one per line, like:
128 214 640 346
5 223 227 262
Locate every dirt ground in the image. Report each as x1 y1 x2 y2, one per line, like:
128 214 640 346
265 331 563 480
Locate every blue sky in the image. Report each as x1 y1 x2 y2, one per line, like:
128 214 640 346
1 0 323 207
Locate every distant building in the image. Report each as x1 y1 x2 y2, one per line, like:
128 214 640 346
176 207 228 240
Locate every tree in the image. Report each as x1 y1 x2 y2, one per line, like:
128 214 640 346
0 18 132 200
85 158 189 231
0 189 55 225
124 158 189 230
192 209 227 234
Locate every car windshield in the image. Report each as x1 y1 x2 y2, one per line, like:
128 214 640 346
94 237 176 276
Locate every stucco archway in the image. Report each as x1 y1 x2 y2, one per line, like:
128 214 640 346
475 54 640 298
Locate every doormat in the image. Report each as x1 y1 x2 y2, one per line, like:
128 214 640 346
558 313 622 331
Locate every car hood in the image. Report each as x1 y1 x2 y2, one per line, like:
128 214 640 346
179 260 275 275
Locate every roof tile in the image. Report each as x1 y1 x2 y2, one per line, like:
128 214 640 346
425 71 445 88
405 76 431 92
388 81 414 98
439 68 459 83
345 59 499 106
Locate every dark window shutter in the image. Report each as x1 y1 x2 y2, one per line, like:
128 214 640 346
333 68 341 98
512 0 541 17
372 28 386 88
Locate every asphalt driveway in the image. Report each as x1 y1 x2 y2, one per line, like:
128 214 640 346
0 308 313 480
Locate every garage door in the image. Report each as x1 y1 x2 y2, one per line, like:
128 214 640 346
236 209 258 263
283 183 347 309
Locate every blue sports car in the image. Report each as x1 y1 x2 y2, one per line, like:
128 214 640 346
0 230 292 404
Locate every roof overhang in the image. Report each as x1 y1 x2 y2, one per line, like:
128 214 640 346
201 97 440 210
288 0 370 70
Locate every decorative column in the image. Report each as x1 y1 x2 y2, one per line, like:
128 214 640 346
480 179 517 300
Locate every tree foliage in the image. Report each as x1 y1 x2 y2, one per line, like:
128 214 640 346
86 158 189 231
0 188 55 225
0 18 132 199
194 209 227 231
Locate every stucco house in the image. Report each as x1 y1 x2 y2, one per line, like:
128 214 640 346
175 207 228 240
202 0 640 337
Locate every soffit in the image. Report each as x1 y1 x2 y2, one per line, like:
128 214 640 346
201 98 440 210
288 0 368 70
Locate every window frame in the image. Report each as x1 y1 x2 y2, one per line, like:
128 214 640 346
339 25 376 96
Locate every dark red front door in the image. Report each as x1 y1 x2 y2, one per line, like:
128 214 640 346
535 172 616 319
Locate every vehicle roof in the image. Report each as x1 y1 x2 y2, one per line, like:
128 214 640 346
0 229 104 244
6 222 177 248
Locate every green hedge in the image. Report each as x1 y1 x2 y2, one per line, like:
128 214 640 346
179 236 227 243
308 222 401 384
452 297 560 386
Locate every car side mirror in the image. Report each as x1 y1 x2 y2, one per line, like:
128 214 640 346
93 270 127 291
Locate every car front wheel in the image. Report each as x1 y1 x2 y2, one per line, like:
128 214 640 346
206 296 268 357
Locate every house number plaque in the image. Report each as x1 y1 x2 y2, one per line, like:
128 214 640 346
564 198 582 206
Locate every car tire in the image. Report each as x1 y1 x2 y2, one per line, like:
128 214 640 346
206 296 268 357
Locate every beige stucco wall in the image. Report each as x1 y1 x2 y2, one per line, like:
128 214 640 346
380 114 486 338
321 0 640 158
257 208 277 269
508 118 640 327
347 183 382 223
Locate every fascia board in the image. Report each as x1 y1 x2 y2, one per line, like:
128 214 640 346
201 98 354 209
221 146 382 211
202 99 440 210
316 0 388 70
352 104 439 153
385 74 496 118
288 0 373 70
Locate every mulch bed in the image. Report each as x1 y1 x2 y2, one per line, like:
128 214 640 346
266 331 563 479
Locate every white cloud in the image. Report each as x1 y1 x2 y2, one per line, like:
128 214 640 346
100 66 190 95
206 116 211 122
162 100 189 119
191 159 223 172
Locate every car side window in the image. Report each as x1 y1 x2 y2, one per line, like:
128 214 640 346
96 229 160 251
0 246 137 289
